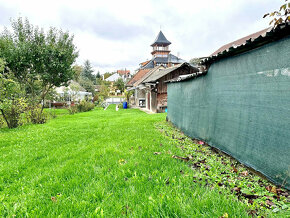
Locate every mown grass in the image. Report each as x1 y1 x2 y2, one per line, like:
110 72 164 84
0 106 265 216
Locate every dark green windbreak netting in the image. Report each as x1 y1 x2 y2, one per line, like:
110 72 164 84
167 36 290 189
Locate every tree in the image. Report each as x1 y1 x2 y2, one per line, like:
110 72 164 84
114 78 125 93
264 0 290 27
189 57 202 66
103 72 113 80
96 71 101 79
124 90 133 104
72 65 83 82
79 77 95 95
82 60 95 82
0 17 78 110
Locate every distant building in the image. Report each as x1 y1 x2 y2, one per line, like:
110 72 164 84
126 31 198 112
105 70 131 82
140 31 185 69
117 69 131 79
105 73 122 82
54 80 92 106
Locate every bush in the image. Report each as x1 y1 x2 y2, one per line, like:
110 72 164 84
77 100 94 112
0 98 27 128
26 104 48 124
93 95 105 107
0 70 26 128
118 103 123 109
67 105 78 115
67 100 94 114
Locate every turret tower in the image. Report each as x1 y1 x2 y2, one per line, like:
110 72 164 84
151 31 171 58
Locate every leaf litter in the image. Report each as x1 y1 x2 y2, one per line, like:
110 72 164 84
155 121 290 216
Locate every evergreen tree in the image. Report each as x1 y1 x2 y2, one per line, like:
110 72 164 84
82 60 95 82
96 71 101 79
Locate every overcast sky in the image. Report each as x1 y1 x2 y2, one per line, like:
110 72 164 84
0 0 282 74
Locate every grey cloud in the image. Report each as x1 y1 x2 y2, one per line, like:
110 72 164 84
176 1 280 58
60 8 154 41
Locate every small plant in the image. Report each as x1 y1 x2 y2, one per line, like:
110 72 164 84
26 104 48 124
118 103 123 109
77 100 95 112
67 105 78 115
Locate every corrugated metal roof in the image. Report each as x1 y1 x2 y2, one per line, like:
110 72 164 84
165 71 207 83
203 22 290 64
210 27 271 57
143 62 199 83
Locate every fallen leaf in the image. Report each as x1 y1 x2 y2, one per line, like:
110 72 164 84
233 187 241 192
266 199 275 206
266 185 272 192
248 210 257 216
271 186 277 194
154 152 161 155
231 165 238 173
241 171 248 176
51 196 57 202
220 212 228 218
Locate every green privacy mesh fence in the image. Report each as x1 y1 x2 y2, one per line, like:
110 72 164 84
167 36 290 189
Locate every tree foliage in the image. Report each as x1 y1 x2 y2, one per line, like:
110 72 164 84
96 71 101 79
124 90 134 104
0 63 27 128
72 65 83 82
81 60 95 82
189 57 202 66
103 72 113 80
114 78 125 92
264 0 290 27
79 77 95 95
0 17 78 106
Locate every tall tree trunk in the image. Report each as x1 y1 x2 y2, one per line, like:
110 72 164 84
40 84 52 113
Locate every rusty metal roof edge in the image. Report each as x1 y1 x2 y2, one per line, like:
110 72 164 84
202 22 290 65
143 62 199 83
165 71 207 83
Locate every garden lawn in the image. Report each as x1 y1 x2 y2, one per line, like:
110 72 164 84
1 106 250 217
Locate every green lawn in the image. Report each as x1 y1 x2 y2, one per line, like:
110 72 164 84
0 106 272 216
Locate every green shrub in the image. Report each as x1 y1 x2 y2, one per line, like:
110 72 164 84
118 103 123 109
26 104 48 124
77 100 94 112
0 70 26 128
67 105 78 115
0 98 27 128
